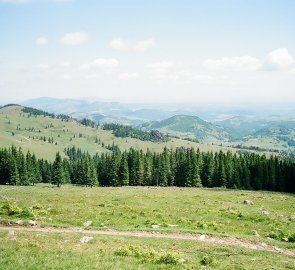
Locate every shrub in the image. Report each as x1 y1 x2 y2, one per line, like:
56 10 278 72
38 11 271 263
156 253 179 265
114 245 180 265
200 255 216 266
0 202 35 219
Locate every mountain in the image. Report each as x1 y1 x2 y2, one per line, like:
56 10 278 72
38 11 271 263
18 98 295 154
142 115 233 142
22 97 195 125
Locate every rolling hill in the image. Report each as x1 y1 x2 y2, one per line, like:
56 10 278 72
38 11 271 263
0 104 240 160
218 115 295 153
142 115 233 142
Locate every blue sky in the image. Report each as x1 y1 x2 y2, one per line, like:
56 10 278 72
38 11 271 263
1 0 295 104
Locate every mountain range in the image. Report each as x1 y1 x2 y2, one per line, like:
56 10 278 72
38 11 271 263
19 97 295 154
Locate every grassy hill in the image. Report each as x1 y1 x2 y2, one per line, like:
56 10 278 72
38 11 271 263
218 116 295 153
0 105 241 160
143 115 233 142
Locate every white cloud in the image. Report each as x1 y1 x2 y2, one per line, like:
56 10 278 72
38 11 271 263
146 61 174 69
134 39 155 52
264 48 294 70
60 32 88 46
110 38 155 52
60 74 72 79
60 61 71 67
35 36 48 46
204 56 262 71
193 74 229 84
84 74 98 79
146 61 175 78
36 64 49 69
82 58 119 69
110 38 127 50
118 72 139 80
146 61 191 81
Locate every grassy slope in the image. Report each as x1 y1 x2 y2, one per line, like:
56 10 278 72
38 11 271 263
1 229 295 270
0 185 295 269
0 105 241 160
1 185 294 248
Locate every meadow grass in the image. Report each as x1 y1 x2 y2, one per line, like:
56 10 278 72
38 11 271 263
0 185 294 250
1 228 295 270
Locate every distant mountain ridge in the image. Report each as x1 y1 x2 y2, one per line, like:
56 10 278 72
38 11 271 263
22 97 190 125
20 97 295 154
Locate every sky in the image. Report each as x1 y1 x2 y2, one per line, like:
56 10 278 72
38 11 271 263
0 0 295 105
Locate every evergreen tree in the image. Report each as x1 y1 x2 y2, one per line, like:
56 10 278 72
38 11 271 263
52 152 65 187
9 157 20 185
118 155 129 186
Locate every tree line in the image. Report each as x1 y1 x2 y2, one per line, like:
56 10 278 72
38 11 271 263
0 146 294 193
102 123 168 142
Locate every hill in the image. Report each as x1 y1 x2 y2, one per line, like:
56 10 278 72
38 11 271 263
219 116 295 153
219 115 295 134
0 104 239 160
142 115 233 142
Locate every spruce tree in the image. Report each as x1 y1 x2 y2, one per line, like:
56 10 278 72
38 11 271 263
52 152 65 187
118 155 129 186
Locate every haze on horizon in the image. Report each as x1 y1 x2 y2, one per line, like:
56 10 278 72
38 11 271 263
1 0 295 106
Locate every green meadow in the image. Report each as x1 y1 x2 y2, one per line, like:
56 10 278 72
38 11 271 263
1 185 294 245
1 229 295 270
0 185 295 269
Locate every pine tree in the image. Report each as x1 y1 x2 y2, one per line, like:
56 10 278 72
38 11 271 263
118 155 129 186
18 150 29 185
9 157 20 185
52 152 65 187
143 149 153 186
158 155 169 186
106 153 119 186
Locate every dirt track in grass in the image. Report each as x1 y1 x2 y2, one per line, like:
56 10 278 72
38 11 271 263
1 224 294 256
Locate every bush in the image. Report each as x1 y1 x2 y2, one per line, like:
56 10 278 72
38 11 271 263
0 202 21 216
114 245 181 265
0 202 35 219
266 230 295 242
200 255 216 266
156 253 179 265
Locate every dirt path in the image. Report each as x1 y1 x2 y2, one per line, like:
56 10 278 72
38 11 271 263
1 225 294 256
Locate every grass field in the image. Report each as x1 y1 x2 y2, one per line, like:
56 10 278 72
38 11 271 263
1 228 295 270
0 185 295 269
0 105 271 160
1 185 294 246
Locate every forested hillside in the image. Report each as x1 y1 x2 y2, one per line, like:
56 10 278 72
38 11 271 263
1 146 294 193
102 123 168 142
